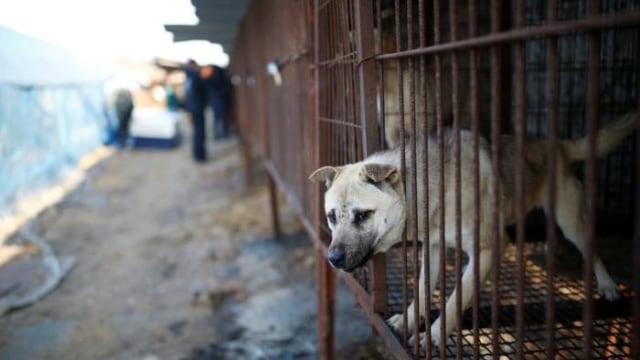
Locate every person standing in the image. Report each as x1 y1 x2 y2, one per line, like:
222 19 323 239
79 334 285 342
201 65 231 140
113 88 134 147
184 59 208 162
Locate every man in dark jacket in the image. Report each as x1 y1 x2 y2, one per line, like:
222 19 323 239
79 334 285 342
113 88 134 146
202 65 231 139
184 59 208 162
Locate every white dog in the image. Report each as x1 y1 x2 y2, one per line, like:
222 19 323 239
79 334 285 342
310 110 638 347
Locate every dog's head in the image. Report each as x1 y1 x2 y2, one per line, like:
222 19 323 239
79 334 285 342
309 162 406 271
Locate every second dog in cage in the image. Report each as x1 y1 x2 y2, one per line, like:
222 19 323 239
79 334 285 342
309 110 639 348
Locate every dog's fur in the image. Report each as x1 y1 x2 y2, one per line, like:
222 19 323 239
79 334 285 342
310 110 639 347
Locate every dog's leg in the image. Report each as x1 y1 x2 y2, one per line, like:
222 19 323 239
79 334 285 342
553 176 620 300
413 247 494 348
388 243 441 335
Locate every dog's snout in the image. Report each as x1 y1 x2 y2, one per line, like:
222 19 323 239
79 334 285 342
327 247 346 268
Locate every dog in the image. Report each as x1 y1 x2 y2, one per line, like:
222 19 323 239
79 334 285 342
309 110 639 348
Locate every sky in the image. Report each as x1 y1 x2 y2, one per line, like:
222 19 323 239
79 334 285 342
0 0 229 65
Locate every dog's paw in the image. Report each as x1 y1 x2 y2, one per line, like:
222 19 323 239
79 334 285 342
430 327 442 347
408 328 442 350
408 333 420 348
387 313 418 335
598 284 621 301
387 313 405 333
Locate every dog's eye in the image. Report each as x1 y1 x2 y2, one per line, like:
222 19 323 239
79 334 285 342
353 210 374 226
327 210 336 225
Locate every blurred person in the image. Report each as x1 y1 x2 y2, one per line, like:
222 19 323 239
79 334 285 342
113 88 134 147
163 72 180 111
201 64 231 139
184 59 208 162
165 83 180 111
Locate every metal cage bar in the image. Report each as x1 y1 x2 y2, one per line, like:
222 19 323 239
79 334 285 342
230 0 640 358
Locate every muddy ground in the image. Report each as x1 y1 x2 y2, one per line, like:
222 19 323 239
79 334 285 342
0 129 392 359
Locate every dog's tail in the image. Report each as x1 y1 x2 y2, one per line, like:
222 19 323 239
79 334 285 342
562 109 640 162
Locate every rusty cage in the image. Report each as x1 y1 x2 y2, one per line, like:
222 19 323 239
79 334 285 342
230 0 640 358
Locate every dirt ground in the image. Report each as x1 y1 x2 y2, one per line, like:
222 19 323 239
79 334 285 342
0 125 392 359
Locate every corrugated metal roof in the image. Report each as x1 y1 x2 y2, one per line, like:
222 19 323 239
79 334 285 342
164 0 251 53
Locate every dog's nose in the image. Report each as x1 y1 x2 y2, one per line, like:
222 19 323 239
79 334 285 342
327 247 346 268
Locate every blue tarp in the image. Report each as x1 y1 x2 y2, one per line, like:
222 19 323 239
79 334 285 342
0 27 114 211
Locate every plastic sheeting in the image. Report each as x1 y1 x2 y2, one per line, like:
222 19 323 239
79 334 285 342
0 27 113 212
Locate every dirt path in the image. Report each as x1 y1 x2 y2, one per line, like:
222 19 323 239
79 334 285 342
0 129 391 359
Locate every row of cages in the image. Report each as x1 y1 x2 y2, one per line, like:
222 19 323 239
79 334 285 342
231 0 640 359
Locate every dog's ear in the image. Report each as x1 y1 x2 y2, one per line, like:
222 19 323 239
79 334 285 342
309 166 340 188
362 164 400 185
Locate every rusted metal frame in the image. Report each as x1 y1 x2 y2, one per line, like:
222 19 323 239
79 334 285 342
448 1 464 358
375 11 640 60
416 1 432 359
319 4 330 166
433 0 447 358
314 2 336 167
342 0 355 163
323 1 333 164
314 0 324 228
245 10 260 156
279 2 294 213
544 1 559 358
265 1 283 242
633 36 640 359
316 54 358 67
299 65 311 211
328 0 342 166
394 0 410 345
238 23 254 154
318 117 363 127
244 16 258 153
270 1 280 184
354 0 386 316
287 1 301 234
264 161 315 241
375 0 385 148
248 13 261 156
404 0 421 356
418 0 433 355
344 1 354 161
296 0 315 233
268 175 282 239
316 244 335 360
301 58 314 212
335 1 344 165
234 26 256 188
304 0 316 224
584 1 600 358
347 0 360 162
338 272 413 360
490 0 503 358
335 1 347 165
259 8 271 159
500 2 513 136
467 0 481 358
313 1 335 359
336 0 348 165
513 0 526 358
327 0 337 174
257 1 269 159
336 1 347 165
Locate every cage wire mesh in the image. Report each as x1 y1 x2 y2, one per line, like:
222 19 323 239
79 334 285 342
232 0 640 358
